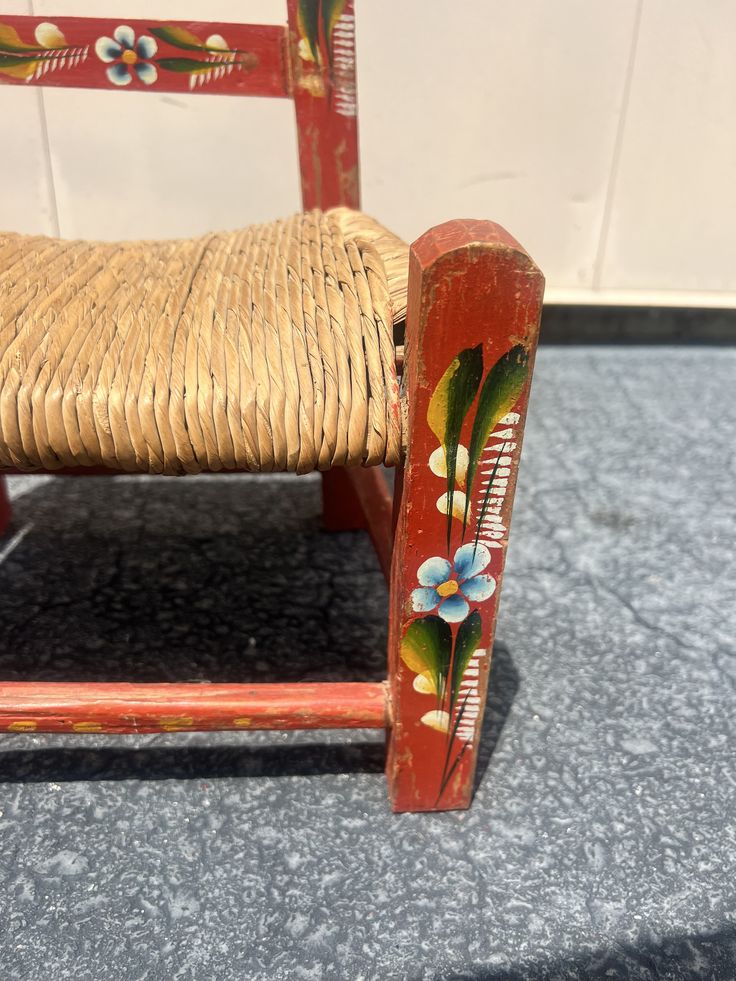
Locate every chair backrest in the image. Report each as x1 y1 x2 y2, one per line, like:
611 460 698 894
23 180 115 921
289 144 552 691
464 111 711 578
0 1 359 213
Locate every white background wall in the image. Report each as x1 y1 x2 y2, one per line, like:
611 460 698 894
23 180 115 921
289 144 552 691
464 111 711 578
2 0 735 307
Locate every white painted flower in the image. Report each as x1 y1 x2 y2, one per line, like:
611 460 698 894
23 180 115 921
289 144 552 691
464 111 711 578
410 543 496 624
95 26 158 86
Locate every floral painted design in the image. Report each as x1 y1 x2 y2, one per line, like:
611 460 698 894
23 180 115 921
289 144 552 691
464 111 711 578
295 0 356 115
411 543 496 623
0 22 88 82
0 19 258 91
94 25 258 90
95 26 157 87
400 343 530 802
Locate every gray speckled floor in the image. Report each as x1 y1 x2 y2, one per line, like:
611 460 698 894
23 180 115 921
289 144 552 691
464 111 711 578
1 347 735 981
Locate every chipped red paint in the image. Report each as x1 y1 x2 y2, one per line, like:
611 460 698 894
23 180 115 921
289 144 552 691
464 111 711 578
0 16 288 97
386 220 545 812
287 0 360 210
0 681 388 733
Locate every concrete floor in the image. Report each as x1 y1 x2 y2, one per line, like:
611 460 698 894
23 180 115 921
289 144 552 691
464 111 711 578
0 347 734 980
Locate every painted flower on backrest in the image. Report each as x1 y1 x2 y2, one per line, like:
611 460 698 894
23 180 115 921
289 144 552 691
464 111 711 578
95 26 158 86
410 543 496 624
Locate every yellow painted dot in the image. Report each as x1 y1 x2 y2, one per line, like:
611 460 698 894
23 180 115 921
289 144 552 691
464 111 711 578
72 721 104 733
233 717 253 728
158 716 194 731
436 579 459 598
8 720 37 732
121 48 138 65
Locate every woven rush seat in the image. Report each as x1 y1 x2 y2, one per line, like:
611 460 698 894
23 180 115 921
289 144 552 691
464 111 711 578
0 208 409 475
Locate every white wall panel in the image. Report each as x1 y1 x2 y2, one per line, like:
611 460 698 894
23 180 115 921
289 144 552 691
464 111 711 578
33 0 299 239
1 0 734 304
42 88 301 240
598 0 736 294
0 0 58 235
357 1 639 292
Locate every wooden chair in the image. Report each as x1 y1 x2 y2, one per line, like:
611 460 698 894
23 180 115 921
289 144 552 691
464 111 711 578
0 2 544 811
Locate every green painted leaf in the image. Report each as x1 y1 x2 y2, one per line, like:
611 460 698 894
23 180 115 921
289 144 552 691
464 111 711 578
321 0 347 62
156 57 220 74
298 0 321 63
400 615 452 704
436 692 473 801
0 53 37 66
428 346 483 549
463 344 528 536
450 610 482 712
149 25 207 52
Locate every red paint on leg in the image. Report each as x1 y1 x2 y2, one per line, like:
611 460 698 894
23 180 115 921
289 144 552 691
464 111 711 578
287 0 360 210
386 220 544 813
321 469 367 531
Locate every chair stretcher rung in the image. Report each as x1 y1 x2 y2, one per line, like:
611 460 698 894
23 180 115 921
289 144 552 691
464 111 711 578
0 682 389 734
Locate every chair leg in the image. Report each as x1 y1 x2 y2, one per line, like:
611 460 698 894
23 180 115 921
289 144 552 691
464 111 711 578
321 470 368 532
0 476 10 537
386 220 544 812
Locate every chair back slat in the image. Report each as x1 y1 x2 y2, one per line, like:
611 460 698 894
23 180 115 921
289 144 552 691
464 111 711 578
0 1 360 211
0 16 289 97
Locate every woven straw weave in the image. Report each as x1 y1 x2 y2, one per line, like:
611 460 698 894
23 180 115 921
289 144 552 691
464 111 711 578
0 208 408 475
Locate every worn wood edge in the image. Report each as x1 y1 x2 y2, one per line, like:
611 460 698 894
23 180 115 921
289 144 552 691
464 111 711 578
410 219 542 275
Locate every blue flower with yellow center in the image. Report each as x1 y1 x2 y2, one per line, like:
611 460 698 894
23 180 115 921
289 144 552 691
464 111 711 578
95 26 158 87
411 543 496 623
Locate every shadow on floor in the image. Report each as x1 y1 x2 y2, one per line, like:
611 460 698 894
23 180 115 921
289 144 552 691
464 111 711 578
473 641 518 793
0 476 519 791
0 476 388 683
0 739 386 783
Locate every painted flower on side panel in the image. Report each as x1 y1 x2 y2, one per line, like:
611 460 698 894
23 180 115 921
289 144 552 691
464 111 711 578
95 26 158 86
410 543 496 624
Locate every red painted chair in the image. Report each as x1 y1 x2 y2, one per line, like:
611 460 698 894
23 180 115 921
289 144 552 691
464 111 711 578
0 3 543 811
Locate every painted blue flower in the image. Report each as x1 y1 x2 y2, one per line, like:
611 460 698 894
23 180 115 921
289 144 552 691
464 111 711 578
411 543 496 623
95 26 158 87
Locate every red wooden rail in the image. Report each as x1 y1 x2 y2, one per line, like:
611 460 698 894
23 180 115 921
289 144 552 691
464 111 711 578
0 17 288 97
0 681 389 734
